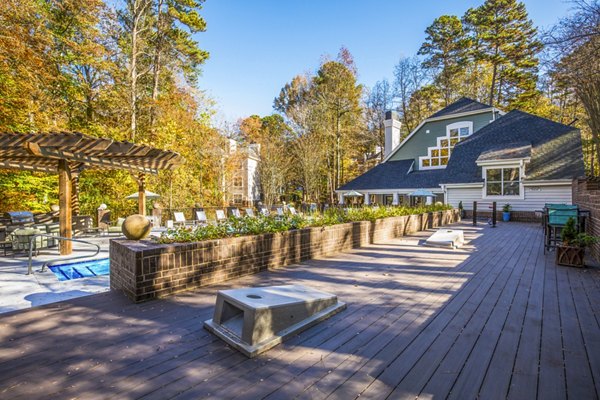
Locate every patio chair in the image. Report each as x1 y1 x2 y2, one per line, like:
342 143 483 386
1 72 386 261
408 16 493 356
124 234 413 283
245 208 255 218
288 206 297 215
108 217 125 234
195 210 208 226
259 207 270 217
174 212 188 226
215 209 227 222
227 207 241 218
10 227 46 254
544 205 578 253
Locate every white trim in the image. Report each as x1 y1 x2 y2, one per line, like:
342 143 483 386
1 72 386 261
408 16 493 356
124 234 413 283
477 157 531 167
419 121 473 170
382 107 497 163
481 165 525 200
444 182 484 188
523 179 573 186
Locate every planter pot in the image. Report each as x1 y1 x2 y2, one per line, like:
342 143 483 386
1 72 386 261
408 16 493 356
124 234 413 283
502 212 510 222
556 245 585 267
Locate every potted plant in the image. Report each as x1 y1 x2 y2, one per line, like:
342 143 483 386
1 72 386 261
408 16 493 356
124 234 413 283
556 217 598 267
458 201 466 218
502 203 512 222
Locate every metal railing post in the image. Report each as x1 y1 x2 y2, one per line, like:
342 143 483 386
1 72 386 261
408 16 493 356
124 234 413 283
473 201 477 226
26 233 101 275
492 202 497 228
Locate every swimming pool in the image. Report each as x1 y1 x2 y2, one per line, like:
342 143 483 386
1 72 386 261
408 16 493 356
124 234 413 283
48 258 110 281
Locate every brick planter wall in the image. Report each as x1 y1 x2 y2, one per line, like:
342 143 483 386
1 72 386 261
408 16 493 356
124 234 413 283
110 209 460 302
573 178 600 262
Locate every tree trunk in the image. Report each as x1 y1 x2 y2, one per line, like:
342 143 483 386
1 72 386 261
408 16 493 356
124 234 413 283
150 0 164 134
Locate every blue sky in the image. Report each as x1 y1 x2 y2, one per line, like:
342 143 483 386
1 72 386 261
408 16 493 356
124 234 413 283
196 0 574 123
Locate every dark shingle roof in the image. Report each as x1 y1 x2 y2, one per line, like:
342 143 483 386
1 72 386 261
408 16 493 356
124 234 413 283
444 110 584 183
476 142 532 163
338 110 584 192
428 97 492 119
338 159 448 190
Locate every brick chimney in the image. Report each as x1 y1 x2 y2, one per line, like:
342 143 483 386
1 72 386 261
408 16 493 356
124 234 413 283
384 110 401 158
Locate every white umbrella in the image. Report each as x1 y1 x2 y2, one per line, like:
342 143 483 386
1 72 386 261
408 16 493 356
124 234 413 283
126 190 161 200
344 190 363 197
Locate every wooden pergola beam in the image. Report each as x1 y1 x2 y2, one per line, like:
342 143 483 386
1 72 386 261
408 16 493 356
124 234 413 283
25 142 160 174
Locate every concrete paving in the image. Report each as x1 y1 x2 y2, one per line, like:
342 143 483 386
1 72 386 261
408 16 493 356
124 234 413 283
0 235 114 314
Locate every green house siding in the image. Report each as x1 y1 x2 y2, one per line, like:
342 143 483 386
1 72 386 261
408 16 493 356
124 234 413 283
389 111 495 170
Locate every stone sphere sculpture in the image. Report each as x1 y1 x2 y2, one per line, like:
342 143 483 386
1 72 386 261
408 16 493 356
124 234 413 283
122 214 151 240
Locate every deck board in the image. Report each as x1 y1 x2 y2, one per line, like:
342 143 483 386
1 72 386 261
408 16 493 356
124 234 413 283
1 222 599 400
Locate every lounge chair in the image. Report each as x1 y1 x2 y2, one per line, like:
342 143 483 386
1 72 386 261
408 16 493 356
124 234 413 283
245 208 255 218
288 206 297 215
259 207 270 217
174 212 188 226
195 210 208 226
108 217 125 234
215 209 227 222
228 207 241 218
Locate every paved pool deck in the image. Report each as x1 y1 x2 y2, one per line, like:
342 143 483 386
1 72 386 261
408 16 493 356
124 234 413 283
0 236 113 314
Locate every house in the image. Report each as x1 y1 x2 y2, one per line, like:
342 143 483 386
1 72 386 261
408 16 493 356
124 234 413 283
337 97 585 219
225 140 261 206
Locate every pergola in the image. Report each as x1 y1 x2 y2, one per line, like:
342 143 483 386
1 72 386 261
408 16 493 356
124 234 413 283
0 132 183 255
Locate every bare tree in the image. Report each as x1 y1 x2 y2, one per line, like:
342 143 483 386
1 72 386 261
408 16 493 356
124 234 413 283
546 0 600 174
364 79 394 161
393 56 426 133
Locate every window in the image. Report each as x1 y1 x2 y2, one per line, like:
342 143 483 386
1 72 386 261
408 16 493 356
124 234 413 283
485 167 520 196
233 176 243 188
419 121 473 170
233 194 243 204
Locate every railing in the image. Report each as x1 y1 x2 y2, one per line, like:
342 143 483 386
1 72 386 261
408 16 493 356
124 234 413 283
27 234 101 275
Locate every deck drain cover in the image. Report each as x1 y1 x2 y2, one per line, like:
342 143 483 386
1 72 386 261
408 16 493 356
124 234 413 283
204 284 346 357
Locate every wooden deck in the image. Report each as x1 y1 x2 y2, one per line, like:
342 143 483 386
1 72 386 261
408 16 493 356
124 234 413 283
1 222 599 399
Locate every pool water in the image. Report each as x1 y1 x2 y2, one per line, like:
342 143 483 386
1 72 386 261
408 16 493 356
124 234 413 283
48 258 110 281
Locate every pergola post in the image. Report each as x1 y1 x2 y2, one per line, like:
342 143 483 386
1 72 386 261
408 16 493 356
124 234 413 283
71 173 80 216
58 159 72 255
138 173 146 216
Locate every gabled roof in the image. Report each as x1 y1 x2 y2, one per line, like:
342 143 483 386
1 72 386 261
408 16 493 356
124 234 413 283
428 97 492 119
337 159 447 190
338 110 585 192
383 97 495 163
444 110 584 183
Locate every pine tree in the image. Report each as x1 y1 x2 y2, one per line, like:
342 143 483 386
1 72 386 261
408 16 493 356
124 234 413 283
463 0 542 109
418 15 471 106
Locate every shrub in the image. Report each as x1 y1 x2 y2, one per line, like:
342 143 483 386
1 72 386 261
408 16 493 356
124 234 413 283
157 204 453 244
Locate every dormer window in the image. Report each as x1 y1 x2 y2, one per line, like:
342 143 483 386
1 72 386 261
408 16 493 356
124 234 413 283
419 121 473 170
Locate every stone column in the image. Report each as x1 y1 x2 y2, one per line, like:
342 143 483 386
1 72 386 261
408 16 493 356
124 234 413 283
364 192 370 206
392 192 399 206
338 193 345 205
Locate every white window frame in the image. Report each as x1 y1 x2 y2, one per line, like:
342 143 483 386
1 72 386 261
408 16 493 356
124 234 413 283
482 164 525 200
419 121 473 170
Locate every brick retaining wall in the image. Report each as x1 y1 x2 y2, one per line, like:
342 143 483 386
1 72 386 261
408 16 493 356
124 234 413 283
110 209 460 302
573 178 600 262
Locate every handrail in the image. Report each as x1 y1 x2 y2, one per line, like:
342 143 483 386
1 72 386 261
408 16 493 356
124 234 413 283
27 234 101 275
